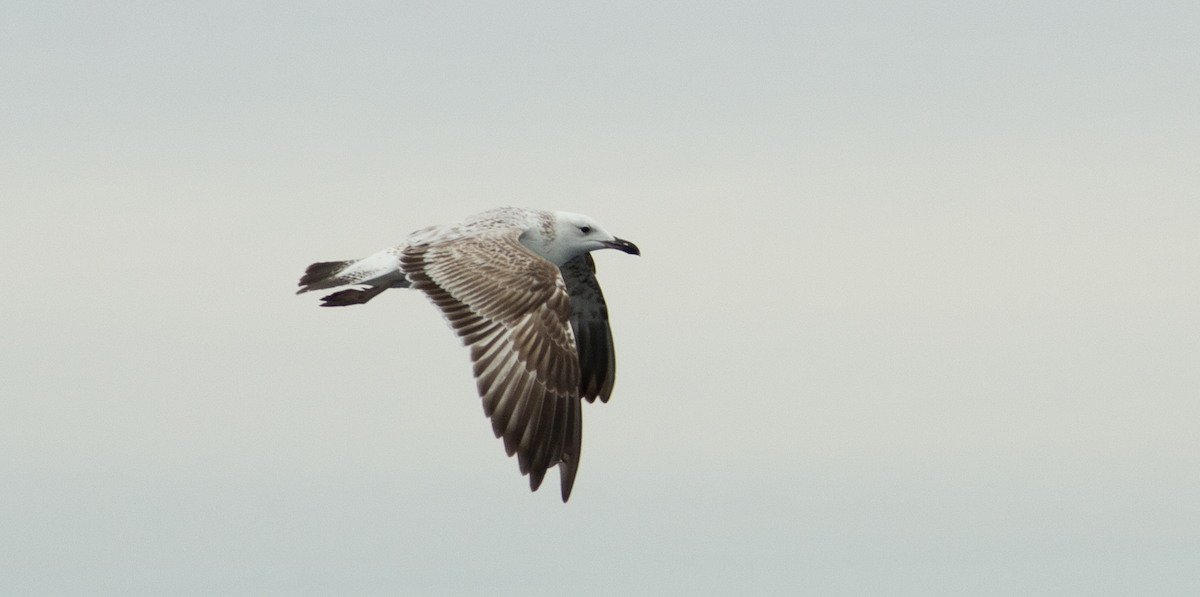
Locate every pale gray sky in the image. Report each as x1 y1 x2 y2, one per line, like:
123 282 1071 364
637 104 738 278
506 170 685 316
2 1 1198 595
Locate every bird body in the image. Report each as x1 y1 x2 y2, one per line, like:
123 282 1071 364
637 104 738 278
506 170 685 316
297 207 639 501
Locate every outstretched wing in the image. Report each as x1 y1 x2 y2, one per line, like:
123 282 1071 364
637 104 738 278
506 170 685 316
400 228 585 501
560 254 617 404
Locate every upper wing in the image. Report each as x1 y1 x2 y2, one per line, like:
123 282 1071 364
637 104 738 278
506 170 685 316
560 254 617 404
400 228 585 501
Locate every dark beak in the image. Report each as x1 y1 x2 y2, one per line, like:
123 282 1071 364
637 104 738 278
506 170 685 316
602 237 640 256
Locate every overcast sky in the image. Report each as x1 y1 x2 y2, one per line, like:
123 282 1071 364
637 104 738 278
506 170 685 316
2 1 1198 595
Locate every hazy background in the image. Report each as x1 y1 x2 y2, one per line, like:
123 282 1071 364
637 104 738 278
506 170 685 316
2 1 1198 595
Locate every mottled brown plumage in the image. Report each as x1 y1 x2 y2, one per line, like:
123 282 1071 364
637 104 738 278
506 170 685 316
296 207 637 501
400 229 587 497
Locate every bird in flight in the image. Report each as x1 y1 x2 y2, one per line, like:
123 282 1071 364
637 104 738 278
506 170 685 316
297 207 640 502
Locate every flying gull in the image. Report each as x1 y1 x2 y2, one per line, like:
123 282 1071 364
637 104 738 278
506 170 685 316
297 207 640 502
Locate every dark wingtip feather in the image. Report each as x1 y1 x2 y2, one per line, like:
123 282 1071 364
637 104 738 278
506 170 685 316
559 459 578 502
558 398 582 502
529 468 547 492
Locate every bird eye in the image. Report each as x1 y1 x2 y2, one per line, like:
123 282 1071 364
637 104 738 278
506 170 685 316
579 226 591 234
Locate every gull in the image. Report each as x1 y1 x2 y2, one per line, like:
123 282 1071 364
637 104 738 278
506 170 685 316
297 207 640 502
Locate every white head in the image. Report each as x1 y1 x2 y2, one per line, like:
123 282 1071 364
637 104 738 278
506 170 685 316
521 211 641 266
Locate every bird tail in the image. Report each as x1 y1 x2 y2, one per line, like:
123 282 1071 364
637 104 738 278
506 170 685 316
297 261 357 294
296 248 412 306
